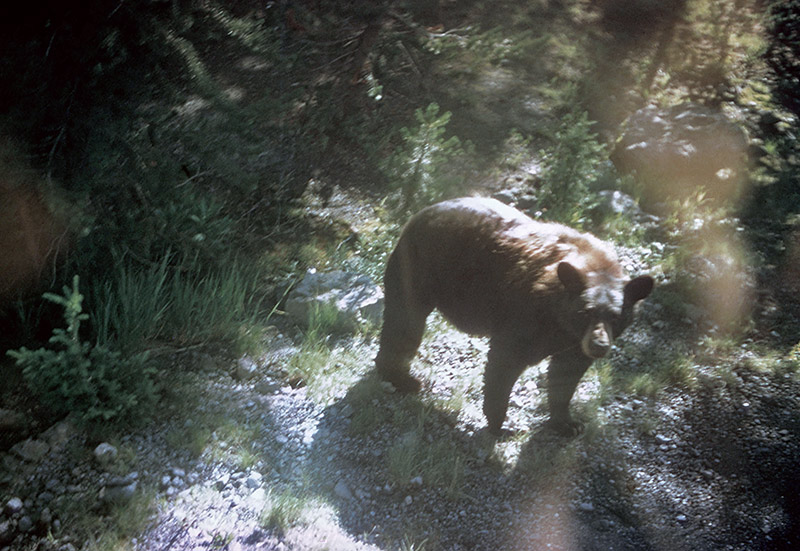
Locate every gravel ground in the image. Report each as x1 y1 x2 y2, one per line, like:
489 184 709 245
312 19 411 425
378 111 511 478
2 192 800 551
3 287 800 551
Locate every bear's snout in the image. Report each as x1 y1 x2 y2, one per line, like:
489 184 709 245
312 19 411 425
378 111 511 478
581 321 612 359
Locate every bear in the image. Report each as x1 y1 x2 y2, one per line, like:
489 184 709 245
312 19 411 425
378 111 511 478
375 197 654 435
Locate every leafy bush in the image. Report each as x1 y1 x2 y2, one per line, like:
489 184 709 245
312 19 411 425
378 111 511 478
7 276 156 423
383 103 474 210
423 26 544 70
538 110 608 224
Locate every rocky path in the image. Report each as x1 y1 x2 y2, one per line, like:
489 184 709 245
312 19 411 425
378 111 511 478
3 188 800 551
3 295 800 551
2 189 799 551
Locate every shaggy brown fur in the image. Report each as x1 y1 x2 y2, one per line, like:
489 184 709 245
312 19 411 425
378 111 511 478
375 197 653 435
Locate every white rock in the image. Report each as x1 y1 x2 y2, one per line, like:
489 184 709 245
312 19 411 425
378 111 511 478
594 190 659 225
39 508 52 526
613 103 749 207
4 497 23 515
101 481 137 505
249 488 268 508
0 409 24 431
285 269 384 333
93 443 118 467
246 472 263 489
42 421 76 448
160 475 172 489
17 516 33 533
215 474 230 491
234 356 259 381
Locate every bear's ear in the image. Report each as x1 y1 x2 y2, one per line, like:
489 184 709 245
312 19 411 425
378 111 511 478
624 275 654 304
557 262 586 294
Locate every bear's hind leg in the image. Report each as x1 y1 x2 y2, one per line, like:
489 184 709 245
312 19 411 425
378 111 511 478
375 257 432 393
375 301 430 392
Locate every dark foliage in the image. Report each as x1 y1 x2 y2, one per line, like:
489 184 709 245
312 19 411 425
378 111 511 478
0 1 178 174
741 0 800 266
767 0 800 118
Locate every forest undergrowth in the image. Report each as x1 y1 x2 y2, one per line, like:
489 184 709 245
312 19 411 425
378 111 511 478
2 1 800 549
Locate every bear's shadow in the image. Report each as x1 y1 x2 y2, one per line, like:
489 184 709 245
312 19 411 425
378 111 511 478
302 368 625 548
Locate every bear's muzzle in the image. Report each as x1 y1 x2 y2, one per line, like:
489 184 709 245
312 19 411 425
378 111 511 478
581 321 612 359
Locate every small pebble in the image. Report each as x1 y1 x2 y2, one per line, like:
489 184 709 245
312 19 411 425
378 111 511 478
5 497 23 515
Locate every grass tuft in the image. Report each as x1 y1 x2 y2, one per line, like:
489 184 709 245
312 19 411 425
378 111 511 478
92 256 268 353
387 429 464 496
260 489 309 535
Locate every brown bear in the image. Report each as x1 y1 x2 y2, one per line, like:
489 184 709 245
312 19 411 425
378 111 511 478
375 197 653 435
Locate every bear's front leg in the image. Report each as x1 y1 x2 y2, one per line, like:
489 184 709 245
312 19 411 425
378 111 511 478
483 340 530 436
546 347 594 435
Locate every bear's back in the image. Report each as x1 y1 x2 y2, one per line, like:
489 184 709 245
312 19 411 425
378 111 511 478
404 197 622 283
394 197 623 335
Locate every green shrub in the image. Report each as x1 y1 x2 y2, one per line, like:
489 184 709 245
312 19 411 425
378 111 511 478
592 207 649 247
7 276 156 423
628 373 659 398
384 103 473 210
285 343 332 392
538 110 607 225
614 349 695 399
501 129 535 171
423 26 543 71
284 305 370 403
162 262 267 347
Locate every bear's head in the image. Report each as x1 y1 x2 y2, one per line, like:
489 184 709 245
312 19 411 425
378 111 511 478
557 261 654 359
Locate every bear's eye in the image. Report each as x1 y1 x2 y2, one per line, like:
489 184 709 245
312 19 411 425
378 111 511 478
585 305 621 322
